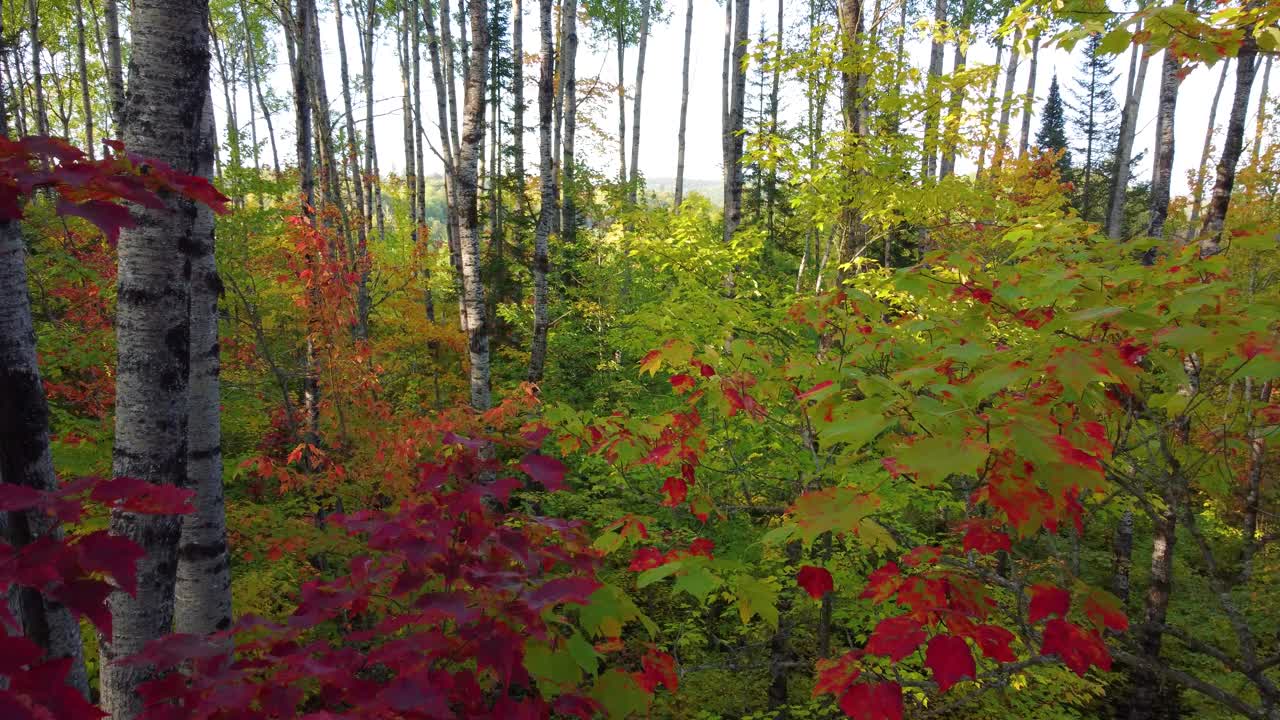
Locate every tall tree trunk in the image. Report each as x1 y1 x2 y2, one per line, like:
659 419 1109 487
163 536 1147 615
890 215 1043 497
1251 56 1272 166
210 26 242 172
400 3 418 255
291 0 321 456
766 0 782 236
528 0 555 383
1240 380 1270 582
457 0 492 410
1199 34 1259 257
512 0 527 213
975 40 1003 174
100 2 211 717
106 0 125 135
627 0 651 204
1129 502 1179 720
993 25 1022 168
1017 34 1039 157
551 0 564 235
674 0 693 208
174 91 231 640
722 0 749 245
921 0 946 178
424 0 469 333
1105 34 1151 240
358 0 381 240
938 38 965 178
241 0 281 176
559 0 577 244
28 0 47 135
74 0 95 157
615 27 626 185
835 0 862 281
1186 58 1229 241
0 56 90 697
333 0 371 339
1111 510 1133 602
1145 49 1183 239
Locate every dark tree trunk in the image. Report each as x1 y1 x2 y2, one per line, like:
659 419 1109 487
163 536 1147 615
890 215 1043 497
1146 49 1182 240
559 0 577 245
528 0 555 382
1198 34 1259 257
674 0 693 208
627 0 651 205
722 0 750 245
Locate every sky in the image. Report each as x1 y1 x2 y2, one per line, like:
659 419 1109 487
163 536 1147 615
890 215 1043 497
228 0 1271 198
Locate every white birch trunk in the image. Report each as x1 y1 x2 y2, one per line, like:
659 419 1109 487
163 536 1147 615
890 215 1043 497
101 2 211 717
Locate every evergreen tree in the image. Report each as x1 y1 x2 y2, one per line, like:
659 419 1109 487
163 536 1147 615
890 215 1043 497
1036 74 1072 176
1068 33 1121 222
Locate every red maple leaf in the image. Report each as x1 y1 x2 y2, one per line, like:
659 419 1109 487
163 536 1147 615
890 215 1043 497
661 476 688 506
1041 618 1111 676
639 649 679 692
519 453 568 491
1028 584 1071 623
924 634 975 692
838 681 903 720
796 566 834 599
814 652 862 696
865 615 926 661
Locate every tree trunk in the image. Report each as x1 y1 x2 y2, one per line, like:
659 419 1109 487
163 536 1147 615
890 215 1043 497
627 0 651 204
765 0 782 236
1017 34 1039 157
1199 34 1259 257
106 0 125 135
722 0 749 245
835 0 863 282
1251 56 1271 166
333 0 370 339
0 57 90 698
290 0 321 455
975 40 1003 174
528 0 555 383
560 0 577 244
357 0 382 241
1128 505 1178 720
938 38 965 178
1105 33 1151 240
174 91 231 640
1240 381 1269 582
921 0 946 178
28 0 47 135
993 25 1022 168
210 26 242 172
74 0 95 157
674 0 693 209
100 2 211 717
615 28 627 185
512 0 527 214
241 0 281 176
1111 509 1133 602
456 0 492 410
1186 58 1229 241
1145 49 1182 239
400 3 418 255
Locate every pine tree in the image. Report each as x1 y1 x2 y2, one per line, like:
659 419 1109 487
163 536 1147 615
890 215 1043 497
1068 34 1121 222
1036 74 1071 176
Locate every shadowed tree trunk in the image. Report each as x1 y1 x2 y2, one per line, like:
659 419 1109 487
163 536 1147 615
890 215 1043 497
99 1 211 717
975 40 1003 174
722 0 750 245
457 0 492 410
1111 510 1133 602
1199 33 1259 257
560 0 578 244
615 18 627 185
333 0 371 339
674 0 693 208
921 0 946 178
528 0 556 383
835 0 863 281
1251 56 1271 166
1017 34 1039 157
993 25 1022 168
0 57 90 698
28 0 47 135
106 0 125 134
512 0 527 214
1105 32 1151 240
1186 59 1230 241
74 0 95 157
1146 49 1182 239
241 0 281 176
627 0 651 204
174 91 231 641
938 32 966 178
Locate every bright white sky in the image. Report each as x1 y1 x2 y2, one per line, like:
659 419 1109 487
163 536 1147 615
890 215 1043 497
227 0 1268 198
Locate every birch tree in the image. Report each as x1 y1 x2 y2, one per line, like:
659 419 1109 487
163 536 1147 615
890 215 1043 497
174 91 231 641
100 1 211 716
673 0 693 208
1104 29 1151 240
528 0 555 382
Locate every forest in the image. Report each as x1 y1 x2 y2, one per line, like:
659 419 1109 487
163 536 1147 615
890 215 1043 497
1 0 1279 717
